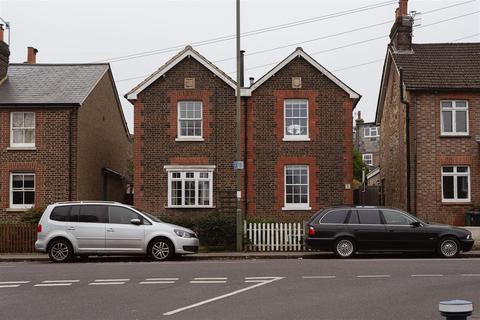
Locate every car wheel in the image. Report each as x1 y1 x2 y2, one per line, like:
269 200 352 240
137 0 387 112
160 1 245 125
334 238 356 258
438 237 460 258
149 238 174 261
48 239 73 263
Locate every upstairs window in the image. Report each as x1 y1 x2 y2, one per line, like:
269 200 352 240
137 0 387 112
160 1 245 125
284 99 309 140
364 127 379 137
177 101 202 140
441 100 468 135
362 154 373 166
10 173 35 209
11 112 35 147
442 166 470 202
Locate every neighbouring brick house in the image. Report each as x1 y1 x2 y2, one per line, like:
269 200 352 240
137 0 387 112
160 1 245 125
126 45 360 221
376 0 480 225
0 26 131 222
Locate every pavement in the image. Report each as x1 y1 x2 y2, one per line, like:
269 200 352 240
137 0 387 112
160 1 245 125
2 257 480 319
1 250 480 262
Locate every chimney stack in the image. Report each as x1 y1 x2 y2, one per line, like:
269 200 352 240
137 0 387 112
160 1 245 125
26 47 38 64
0 24 10 81
390 0 413 52
355 110 364 126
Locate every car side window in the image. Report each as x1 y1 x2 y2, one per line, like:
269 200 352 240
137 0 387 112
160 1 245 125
358 209 382 225
69 206 80 222
79 205 106 223
50 206 70 222
108 206 143 224
382 209 414 225
347 210 359 224
321 209 349 224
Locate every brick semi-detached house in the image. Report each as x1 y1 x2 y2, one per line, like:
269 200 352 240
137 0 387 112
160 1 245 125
126 45 360 221
0 25 131 222
376 0 480 225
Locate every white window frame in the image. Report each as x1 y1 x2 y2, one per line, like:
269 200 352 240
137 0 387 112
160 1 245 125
283 165 311 211
176 101 204 141
364 127 379 137
283 99 310 141
362 153 373 166
165 165 215 208
10 112 36 148
10 172 35 209
440 100 469 136
441 166 470 203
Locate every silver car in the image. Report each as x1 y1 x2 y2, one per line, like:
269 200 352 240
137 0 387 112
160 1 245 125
35 201 199 263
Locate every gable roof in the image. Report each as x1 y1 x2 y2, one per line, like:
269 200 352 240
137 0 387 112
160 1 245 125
249 47 361 100
392 43 480 90
376 42 480 124
0 63 109 106
126 46 237 100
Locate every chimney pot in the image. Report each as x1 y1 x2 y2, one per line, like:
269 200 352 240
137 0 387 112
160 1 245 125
249 77 254 86
26 47 38 64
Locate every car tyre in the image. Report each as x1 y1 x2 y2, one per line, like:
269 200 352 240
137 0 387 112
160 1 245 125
437 237 460 258
334 237 356 258
149 238 174 261
48 239 73 263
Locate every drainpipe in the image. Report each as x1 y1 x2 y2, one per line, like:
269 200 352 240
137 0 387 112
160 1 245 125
399 67 411 213
68 109 74 201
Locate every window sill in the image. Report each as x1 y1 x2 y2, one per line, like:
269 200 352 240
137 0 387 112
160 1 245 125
175 137 204 142
165 206 215 209
282 137 310 142
7 147 37 151
440 134 470 138
6 207 31 212
282 206 312 211
441 201 471 205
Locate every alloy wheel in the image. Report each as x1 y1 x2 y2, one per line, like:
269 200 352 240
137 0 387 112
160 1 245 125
51 242 69 262
336 239 354 257
440 239 458 258
151 241 170 260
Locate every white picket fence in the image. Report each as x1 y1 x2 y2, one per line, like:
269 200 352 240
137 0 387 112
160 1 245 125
243 221 305 251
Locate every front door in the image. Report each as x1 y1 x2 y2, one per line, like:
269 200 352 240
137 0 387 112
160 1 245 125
105 206 145 252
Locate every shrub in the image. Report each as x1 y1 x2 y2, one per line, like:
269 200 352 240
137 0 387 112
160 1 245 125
20 207 46 224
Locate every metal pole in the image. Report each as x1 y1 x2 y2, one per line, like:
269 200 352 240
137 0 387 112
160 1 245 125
235 0 243 251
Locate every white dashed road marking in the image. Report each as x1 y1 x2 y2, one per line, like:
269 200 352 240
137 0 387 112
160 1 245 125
0 281 29 288
145 278 179 281
190 277 228 284
42 280 80 283
411 274 443 277
357 275 391 278
35 283 73 287
461 274 480 277
140 281 176 284
89 279 129 286
302 276 337 279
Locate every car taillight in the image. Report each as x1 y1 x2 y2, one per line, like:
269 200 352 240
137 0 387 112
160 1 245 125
308 226 315 236
37 224 42 233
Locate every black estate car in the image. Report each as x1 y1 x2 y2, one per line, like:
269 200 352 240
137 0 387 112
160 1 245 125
305 206 474 258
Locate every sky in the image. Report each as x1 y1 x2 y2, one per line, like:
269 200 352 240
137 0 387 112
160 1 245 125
1 0 479 133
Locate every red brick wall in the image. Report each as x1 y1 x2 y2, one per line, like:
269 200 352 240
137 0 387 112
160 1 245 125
412 91 480 225
0 108 76 222
248 57 355 220
379 64 408 211
133 57 241 217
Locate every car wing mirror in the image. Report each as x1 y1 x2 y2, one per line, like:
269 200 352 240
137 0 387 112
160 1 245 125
411 221 421 227
130 218 142 225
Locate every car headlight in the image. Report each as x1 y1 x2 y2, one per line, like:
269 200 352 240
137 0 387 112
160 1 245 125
466 234 471 240
174 229 196 238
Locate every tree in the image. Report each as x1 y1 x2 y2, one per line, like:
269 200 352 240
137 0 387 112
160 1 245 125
353 148 369 183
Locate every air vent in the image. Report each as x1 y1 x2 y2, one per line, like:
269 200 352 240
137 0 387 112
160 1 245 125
184 78 195 89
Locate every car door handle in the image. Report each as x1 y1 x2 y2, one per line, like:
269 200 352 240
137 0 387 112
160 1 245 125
67 227 75 231
106 228 114 232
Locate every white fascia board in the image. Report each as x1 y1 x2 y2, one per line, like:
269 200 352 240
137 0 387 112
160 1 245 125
164 165 216 171
249 49 360 99
126 49 237 100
